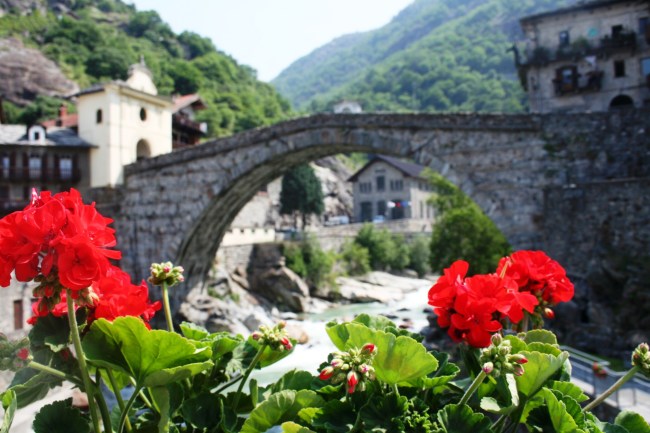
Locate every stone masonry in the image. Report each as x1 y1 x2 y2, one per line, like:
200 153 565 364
88 111 650 314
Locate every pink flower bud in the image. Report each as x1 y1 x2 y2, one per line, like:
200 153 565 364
331 358 344 368
16 348 30 361
277 321 286 329
482 362 494 375
347 371 359 394
544 308 555 319
511 354 528 365
281 336 293 350
361 343 377 355
251 331 262 341
513 364 525 376
319 366 334 380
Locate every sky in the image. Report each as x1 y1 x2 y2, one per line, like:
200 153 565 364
128 0 414 82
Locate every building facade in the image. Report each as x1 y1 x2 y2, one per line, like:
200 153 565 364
348 155 434 223
0 124 92 215
171 93 207 149
516 0 650 112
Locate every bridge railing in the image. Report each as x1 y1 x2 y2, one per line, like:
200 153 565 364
562 345 650 409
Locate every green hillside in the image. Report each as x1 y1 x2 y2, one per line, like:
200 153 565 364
0 0 292 137
273 0 575 113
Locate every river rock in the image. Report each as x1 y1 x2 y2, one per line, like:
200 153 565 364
335 271 431 304
250 266 310 312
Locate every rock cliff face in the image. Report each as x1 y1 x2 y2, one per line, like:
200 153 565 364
0 38 79 106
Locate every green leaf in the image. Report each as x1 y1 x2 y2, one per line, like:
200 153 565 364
233 338 294 370
326 321 438 385
515 351 569 397
310 400 355 433
436 404 495 433
9 370 61 408
413 350 460 390
523 329 558 346
350 314 397 330
241 390 325 433
480 374 519 414
266 370 314 394
179 321 210 340
281 421 317 433
82 316 213 387
615 411 650 433
149 386 171 433
181 391 222 429
504 335 529 354
28 314 71 352
550 381 589 403
32 399 90 433
527 342 562 356
542 388 586 433
1 391 16 433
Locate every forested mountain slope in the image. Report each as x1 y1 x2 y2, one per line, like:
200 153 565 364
0 0 292 137
273 0 576 113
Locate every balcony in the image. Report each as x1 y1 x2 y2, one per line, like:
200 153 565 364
521 30 639 67
552 70 604 96
0 167 82 183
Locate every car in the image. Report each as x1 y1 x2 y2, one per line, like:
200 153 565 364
372 215 385 224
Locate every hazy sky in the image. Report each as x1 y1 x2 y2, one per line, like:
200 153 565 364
128 0 413 82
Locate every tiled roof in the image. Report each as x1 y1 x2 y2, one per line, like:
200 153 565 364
41 113 78 129
348 155 428 182
0 125 93 147
172 94 206 113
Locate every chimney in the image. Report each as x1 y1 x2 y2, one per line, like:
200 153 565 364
58 104 67 118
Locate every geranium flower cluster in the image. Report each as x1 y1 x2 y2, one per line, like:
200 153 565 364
318 343 377 394
428 250 574 348
251 321 294 352
0 189 160 326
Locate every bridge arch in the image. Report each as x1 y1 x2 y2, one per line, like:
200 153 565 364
103 111 649 311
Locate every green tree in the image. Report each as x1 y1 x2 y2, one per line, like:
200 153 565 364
279 164 324 230
354 224 396 271
408 235 430 278
426 170 511 275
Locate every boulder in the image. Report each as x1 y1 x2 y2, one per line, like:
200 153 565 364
250 266 310 312
0 38 79 106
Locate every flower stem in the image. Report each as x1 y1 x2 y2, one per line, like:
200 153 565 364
107 368 132 432
27 361 81 386
583 366 640 412
94 371 113 433
459 370 487 406
161 281 174 333
66 289 101 433
232 346 265 411
118 385 143 433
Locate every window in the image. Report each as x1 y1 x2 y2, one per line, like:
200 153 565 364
140 108 147 121
640 17 649 34
13 299 23 330
614 60 626 77
391 199 405 220
29 156 41 180
96 109 103 123
559 30 570 46
555 66 578 93
390 179 403 191
641 57 650 79
611 24 623 39
59 156 73 180
1 155 9 179
359 182 371 193
360 202 372 222
377 200 387 217
376 175 385 192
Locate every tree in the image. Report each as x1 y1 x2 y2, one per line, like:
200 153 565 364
426 170 511 275
279 164 324 230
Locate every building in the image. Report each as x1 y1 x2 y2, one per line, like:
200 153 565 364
75 59 173 187
515 0 650 112
0 123 92 215
333 100 363 113
172 94 207 149
348 155 434 223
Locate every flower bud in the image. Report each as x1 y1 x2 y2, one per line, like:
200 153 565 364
332 372 346 384
632 342 650 377
543 308 555 319
319 366 335 380
361 343 377 356
280 336 293 351
513 364 525 377
510 354 528 365
482 362 494 375
347 371 359 394
491 333 503 346
331 358 344 368
251 331 262 341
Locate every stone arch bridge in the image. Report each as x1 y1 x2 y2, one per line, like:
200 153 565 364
93 111 650 310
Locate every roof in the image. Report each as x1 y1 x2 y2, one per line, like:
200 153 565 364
172 94 207 113
520 0 645 24
41 113 78 129
0 125 94 147
348 155 428 182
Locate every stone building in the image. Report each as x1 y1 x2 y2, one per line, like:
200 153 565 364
348 155 434 223
0 123 92 215
171 93 207 149
516 0 650 112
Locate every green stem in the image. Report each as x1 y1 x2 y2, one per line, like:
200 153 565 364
118 385 143 433
67 289 101 433
459 370 487 406
232 346 266 411
583 366 640 412
161 281 174 333
129 377 153 409
94 371 113 433
392 383 400 397
492 414 508 432
27 361 82 386
211 374 243 394
106 369 132 432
